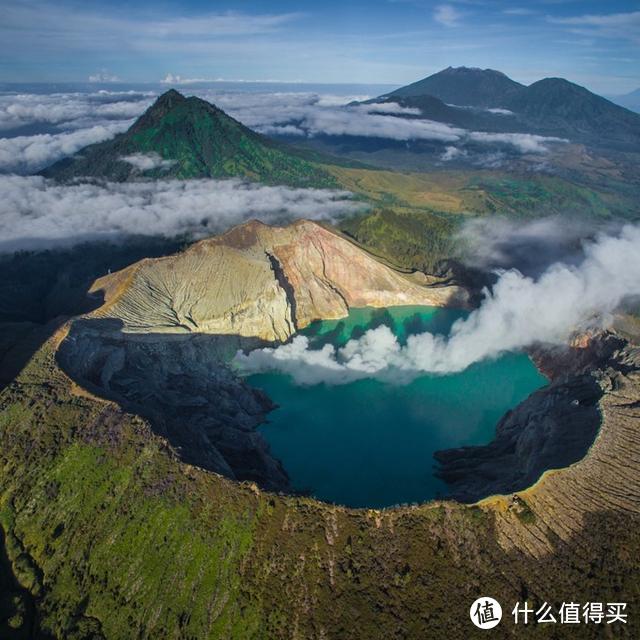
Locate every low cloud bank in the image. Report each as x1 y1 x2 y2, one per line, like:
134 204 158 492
0 88 565 175
0 91 152 131
236 224 640 384
211 91 563 152
0 175 364 253
0 122 132 174
467 131 567 154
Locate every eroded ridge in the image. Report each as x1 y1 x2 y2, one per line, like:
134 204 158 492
485 338 640 559
90 220 466 341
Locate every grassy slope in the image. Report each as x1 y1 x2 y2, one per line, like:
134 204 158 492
328 166 639 272
0 335 639 639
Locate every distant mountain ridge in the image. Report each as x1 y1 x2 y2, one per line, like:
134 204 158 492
42 89 335 187
380 67 640 149
609 88 640 114
503 77 640 141
387 66 524 108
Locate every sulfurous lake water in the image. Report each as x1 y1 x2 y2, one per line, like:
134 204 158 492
248 306 547 509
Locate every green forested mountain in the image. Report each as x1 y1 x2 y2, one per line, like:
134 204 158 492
42 90 335 188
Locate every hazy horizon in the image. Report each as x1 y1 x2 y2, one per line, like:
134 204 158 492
1 1 638 94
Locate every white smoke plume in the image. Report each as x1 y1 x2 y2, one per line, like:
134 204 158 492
236 224 640 384
0 175 364 253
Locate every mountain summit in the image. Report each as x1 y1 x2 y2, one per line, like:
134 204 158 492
503 77 640 141
388 66 524 107
384 67 640 149
42 90 334 187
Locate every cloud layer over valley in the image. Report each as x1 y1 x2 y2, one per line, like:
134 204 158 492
0 86 566 174
236 224 640 384
0 122 132 174
0 175 364 252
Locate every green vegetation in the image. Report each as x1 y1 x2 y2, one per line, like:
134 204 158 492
340 208 457 273
328 165 639 272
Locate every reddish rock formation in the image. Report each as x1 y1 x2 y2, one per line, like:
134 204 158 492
90 219 467 341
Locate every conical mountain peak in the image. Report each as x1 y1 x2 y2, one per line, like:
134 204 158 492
42 91 334 187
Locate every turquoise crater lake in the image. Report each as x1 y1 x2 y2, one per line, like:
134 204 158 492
248 306 547 509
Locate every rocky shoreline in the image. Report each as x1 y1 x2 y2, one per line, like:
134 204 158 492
434 331 638 503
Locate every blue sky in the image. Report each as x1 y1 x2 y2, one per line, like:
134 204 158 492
1 0 638 93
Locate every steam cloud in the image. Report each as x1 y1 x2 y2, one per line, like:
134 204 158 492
456 216 619 276
236 224 640 385
0 175 364 253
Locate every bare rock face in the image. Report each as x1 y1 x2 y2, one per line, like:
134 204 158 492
57 320 289 490
434 373 603 502
434 332 630 503
90 220 466 341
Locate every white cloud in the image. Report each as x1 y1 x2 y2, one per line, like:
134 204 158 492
236 224 640 384
121 152 176 171
548 11 640 43
198 91 562 151
467 131 567 153
161 73 214 85
0 122 132 174
434 5 462 27
187 90 465 142
0 91 152 131
88 70 120 83
486 107 514 115
359 102 422 116
440 146 467 161
0 89 567 177
300 107 463 141
447 104 514 116
0 175 364 253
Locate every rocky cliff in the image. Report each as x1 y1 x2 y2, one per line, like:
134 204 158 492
57 321 289 490
90 219 466 341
